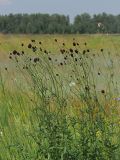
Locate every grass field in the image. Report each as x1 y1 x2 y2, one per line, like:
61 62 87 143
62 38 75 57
0 34 120 159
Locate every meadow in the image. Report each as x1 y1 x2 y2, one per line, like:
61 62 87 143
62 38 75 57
0 34 120 160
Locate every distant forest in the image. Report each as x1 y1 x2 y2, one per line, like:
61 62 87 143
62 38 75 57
0 13 120 34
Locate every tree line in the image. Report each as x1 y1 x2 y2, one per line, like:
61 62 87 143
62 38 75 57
0 13 120 34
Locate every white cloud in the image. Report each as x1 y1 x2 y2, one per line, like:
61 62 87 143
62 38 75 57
0 0 11 5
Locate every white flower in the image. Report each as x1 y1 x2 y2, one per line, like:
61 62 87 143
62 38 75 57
69 81 76 87
114 97 120 101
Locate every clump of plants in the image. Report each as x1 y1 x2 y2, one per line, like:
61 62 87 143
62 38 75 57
0 38 120 160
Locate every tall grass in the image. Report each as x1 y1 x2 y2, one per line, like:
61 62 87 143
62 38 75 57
0 37 120 159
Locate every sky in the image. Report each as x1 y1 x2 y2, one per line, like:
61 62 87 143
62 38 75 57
0 0 120 21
